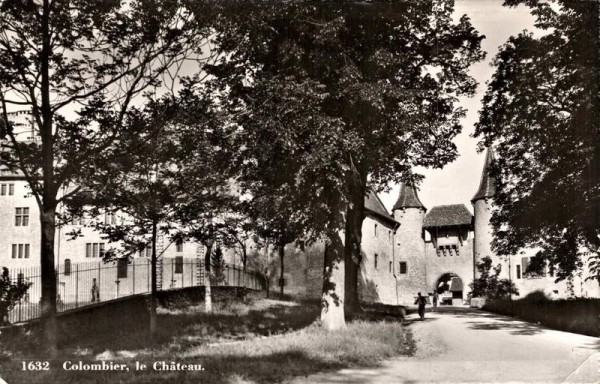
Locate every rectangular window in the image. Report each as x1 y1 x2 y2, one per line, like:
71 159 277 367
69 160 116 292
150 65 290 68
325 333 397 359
521 257 529 277
140 245 152 258
389 261 392 273
15 207 29 226
175 256 184 274
374 254 378 269
399 261 407 274
374 224 378 237
86 243 105 258
104 212 116 225
117 259 128 278
11 244 29 259
9 184 14 195
1 184 5 195
516 265 521 279
176 240 183 253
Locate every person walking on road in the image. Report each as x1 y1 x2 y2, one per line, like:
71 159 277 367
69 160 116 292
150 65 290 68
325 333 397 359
414 292 427 320
432 291 439 312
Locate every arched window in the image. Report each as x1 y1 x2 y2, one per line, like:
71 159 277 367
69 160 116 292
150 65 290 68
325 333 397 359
64 259 72 276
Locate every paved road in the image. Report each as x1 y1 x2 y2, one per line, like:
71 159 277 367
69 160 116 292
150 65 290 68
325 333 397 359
292 307 599 383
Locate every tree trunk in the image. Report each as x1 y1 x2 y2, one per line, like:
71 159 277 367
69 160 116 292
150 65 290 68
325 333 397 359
344 186 365 315
279 243 285 299
204 242 213 312
40 206 57 356
242 248 247 271
344 163 367 316
39 0 58 356
320 231 345 330
150 220 158 342
265 275 270 299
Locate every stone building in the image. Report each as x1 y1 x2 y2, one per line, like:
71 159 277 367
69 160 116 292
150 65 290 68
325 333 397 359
269 148 600 304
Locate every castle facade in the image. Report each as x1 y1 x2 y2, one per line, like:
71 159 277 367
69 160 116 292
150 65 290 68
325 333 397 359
274 150 600 305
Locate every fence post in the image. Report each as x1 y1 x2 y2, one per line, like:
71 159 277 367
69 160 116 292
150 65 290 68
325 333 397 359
75 263 79 308
18 268 22 323
97 262 101 301
147 258 150 293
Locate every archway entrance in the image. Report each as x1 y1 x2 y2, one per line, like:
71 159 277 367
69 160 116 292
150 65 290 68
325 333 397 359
436 273 463 306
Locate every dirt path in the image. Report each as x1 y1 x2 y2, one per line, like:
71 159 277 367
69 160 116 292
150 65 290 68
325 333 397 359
289 307 599 383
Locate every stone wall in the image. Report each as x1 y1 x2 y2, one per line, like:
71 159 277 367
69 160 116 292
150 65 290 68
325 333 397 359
425 233 474 303
393 208 428 305
473 199 509 280
359 214 397 305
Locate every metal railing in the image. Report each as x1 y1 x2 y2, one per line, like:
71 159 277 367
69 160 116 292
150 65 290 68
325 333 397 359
4 258 265 324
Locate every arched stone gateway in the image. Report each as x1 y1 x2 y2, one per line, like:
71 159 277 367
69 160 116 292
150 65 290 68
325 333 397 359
435 273 464 306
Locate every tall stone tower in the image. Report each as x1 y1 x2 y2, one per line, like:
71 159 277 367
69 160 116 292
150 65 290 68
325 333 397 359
392 183 428 304
471 149 508 279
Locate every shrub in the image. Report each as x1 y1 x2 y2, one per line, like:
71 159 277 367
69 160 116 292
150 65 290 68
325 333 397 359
0 268 32 325
469 256 519 299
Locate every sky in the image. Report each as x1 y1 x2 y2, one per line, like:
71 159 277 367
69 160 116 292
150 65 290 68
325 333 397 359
379 0 537 213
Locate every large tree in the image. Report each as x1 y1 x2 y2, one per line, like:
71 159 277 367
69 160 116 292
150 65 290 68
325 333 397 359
474 0 600 281
0 0 207 354
205 0 484 327
72 97 194 341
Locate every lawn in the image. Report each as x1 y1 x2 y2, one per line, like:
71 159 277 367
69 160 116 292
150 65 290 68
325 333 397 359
0 297 413 383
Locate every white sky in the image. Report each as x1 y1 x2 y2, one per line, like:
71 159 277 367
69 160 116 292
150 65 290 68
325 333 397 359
379 0 537 213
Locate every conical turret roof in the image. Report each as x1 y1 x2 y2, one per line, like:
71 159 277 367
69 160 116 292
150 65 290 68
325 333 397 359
471 148 496 202
392 183 426 211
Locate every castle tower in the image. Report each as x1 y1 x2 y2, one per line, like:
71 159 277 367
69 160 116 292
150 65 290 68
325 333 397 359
471 148 508 279
392 183 428 304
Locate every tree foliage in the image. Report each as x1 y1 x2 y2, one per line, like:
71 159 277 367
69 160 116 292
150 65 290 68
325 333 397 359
0 0 210 353
204 0 485 325
475 0 600 281
0 268 32 325
469 257 519 299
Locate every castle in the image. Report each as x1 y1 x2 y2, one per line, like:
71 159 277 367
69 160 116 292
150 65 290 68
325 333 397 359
1 110 598 306
274 149 600 305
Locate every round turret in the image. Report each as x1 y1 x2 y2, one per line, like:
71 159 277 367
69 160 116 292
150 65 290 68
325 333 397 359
471 149 509 280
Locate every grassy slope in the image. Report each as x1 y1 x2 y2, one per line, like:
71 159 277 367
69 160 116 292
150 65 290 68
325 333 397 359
0 299 413 383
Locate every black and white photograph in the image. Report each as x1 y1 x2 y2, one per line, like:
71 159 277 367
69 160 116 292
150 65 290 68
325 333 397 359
0 0 598 383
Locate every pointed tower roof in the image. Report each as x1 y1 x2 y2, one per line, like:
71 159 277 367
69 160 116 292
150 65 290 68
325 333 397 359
392 183 426 211
471 148 496 202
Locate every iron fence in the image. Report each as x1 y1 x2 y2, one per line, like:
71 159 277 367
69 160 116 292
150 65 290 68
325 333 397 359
4 258 265 324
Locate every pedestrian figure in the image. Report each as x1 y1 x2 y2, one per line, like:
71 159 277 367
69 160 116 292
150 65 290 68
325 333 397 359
91 278 100 302
433 291 439 312
414 292 427 320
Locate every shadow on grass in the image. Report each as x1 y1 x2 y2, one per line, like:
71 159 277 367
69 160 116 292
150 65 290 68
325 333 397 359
0 303 414 384
60 301 322 353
